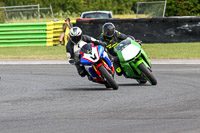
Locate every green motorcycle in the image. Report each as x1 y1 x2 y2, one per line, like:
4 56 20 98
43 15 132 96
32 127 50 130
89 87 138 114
114 37 157 85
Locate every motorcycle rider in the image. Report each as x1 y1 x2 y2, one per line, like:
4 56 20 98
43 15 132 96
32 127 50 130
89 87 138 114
66 26 106 78
99 22 135 76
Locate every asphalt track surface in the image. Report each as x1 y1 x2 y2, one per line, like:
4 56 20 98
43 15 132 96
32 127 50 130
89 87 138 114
0 63 200 133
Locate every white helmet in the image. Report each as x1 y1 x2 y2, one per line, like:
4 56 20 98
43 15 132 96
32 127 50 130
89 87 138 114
69 27 82 44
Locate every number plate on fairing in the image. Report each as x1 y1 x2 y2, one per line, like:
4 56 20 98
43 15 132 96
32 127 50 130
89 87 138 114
82 47 100 63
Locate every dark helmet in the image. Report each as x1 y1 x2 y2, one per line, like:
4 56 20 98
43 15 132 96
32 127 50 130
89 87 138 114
69 27 82 44
102 22 115 38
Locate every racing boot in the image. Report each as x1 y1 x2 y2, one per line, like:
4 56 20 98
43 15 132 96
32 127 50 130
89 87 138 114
76 64 88 77
113 57 123 76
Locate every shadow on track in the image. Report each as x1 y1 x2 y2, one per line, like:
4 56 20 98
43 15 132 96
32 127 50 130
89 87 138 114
57 87 112 91
118 83 151 86
57 84 150 91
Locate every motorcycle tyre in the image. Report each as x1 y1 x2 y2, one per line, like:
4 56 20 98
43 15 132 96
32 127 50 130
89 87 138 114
138 63 157 85
105 83 111 88
137 79 147 84
98 65 119 90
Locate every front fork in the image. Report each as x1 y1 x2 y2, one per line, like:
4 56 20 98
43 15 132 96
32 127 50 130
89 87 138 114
92 58 115 77
130 58 151 75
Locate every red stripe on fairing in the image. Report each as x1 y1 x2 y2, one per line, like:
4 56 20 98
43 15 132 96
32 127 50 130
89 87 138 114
82 57 94 63
104 63 110 70
97 63 103 69
94 78 104 82
111 66 115 73
96 70 101 76
96 45 100 58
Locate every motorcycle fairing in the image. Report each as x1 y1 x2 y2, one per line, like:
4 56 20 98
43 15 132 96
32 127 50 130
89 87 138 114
121 44 140 61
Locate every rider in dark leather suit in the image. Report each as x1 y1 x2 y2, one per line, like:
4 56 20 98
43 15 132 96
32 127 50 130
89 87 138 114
99 22 136 76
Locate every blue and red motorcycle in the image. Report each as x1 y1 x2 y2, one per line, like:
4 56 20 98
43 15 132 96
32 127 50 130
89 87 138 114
79 43 118 90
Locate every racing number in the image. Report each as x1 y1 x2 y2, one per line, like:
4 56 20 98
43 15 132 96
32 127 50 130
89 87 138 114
116 67 122 73
90 54 97 60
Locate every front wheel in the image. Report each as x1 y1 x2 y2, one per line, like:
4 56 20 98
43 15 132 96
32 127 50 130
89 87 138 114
138 63 157 85
98 65 118 90
137 79 147 84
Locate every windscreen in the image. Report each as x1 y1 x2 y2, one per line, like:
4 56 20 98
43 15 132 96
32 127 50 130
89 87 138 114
83 13 110 19
80 43 92 54
115 39 131 51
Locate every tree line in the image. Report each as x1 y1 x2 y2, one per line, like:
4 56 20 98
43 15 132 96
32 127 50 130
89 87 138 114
0 0 200 16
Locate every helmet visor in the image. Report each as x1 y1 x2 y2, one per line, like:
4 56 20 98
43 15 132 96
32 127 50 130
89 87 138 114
71 35 82 44
104 29 115 37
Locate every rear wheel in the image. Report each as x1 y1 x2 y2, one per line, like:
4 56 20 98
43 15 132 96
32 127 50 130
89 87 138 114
105 83 111 88
98 65 118 90
138 63 157 85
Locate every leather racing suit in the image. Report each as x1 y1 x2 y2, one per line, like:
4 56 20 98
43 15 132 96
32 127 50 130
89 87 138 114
66 35 105 77
99 30 131 75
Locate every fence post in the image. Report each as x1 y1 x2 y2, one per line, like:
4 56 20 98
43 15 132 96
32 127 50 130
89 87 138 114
163 0 167 17
38 4 40 22
4 8 9 23
50 5 55 21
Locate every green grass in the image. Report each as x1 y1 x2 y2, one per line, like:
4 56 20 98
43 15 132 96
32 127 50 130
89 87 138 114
0 43 200 59
142 42 200 59
0 46 67 59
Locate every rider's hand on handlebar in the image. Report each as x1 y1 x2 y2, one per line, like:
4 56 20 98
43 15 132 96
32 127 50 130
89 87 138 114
69 59 80 65
100 42 107 47
135 40 142 45
69 59 75 65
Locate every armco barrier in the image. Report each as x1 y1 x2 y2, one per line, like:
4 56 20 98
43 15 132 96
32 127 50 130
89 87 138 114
76 17 200 43
0 21 66 47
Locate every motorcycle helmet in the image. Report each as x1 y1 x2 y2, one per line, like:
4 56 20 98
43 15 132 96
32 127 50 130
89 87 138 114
69 27 82 44
102 22 115 38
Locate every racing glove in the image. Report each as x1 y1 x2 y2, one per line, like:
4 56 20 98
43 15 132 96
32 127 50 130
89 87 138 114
69 59 80 65
135 40 142 45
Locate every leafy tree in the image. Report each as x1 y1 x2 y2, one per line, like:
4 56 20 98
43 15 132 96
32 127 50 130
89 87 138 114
1 0 200 17
165 0 200 16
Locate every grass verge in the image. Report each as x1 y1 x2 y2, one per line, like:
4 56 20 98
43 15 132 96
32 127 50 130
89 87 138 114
0 43 200 59
143 42 200 59
0 46 67 59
